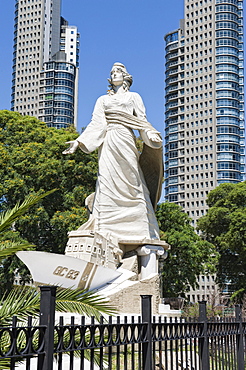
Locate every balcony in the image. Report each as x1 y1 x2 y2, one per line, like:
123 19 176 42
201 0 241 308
167 94 178 101
167 52 179 60
168 77 179 84
168 110 179 117
169 68 179 76
168 60 179 67
166 84 179 92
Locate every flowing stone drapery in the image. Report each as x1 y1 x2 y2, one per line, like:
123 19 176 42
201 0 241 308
76 92 163 241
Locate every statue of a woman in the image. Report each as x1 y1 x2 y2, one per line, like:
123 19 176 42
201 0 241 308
63 63 163 242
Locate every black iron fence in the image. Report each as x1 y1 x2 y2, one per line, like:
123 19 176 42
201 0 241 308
0 286 245 370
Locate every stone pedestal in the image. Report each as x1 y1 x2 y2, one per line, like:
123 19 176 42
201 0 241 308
103 273 162 314
64 230 170 314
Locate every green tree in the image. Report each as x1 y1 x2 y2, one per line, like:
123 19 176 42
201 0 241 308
197 182 246 300
156 202 218 298
0 110 98 290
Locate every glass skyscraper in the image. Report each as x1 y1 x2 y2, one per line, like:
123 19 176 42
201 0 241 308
11 0 79 129
164 0 245 225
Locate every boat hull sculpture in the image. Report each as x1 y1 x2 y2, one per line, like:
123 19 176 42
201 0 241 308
16 251 121 291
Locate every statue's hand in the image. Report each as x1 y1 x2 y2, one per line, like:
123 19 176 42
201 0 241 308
62 140 79 154
146 131 162 143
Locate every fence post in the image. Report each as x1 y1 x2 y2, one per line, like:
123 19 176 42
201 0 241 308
37 286 57 370
235 304 244 370
198 301 209 370
141 295 153 370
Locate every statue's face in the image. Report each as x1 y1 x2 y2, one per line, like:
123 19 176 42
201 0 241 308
110 67 124 86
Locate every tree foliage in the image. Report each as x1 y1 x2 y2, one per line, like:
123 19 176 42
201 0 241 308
0 110 98 290
156 202 218 298
197 182 246 299
0 191 56 295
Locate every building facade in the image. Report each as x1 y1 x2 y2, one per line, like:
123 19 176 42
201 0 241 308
164 0 245 225
11 0 79 129
186 274 221 304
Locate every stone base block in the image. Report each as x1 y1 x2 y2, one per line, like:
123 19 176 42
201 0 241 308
108 274 161 315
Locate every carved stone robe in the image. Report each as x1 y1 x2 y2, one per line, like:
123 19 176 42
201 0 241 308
76 91 163 241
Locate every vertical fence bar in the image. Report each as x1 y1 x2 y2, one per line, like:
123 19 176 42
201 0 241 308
138 316 142 370
141 295 152 370
37 286 57 370
199 301 209 370
99 316 104 370
90 316 95 370
124 316 128 369
235 305 244 370
107 316 112 370
158 316 163 369
69 316 75 370
80 316 85 370
152 316 156 368
10 316 17 370
58 316 63 370
131 316 135 370
26 316 32 370
170 318 173 370
116 316 120 370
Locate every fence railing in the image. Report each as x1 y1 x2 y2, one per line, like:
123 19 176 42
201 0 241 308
0 286 245 370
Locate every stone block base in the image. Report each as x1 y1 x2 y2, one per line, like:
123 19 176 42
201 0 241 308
108 274 161 315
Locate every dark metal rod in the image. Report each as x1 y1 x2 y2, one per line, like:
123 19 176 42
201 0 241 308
37 285 57 370
10 316 17 370
141 295 152 370
131 316 135 370
199 301 209 370
235 305 244 370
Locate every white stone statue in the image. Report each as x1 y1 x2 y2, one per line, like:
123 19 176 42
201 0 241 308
63 62 163 243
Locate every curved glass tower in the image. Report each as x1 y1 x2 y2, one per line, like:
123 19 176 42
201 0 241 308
165 0 245 225
39 59 76 129
165 25 185 204
11 0 79 129
215 0 244 183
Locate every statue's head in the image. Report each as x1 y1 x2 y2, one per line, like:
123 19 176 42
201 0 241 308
108 62 133 94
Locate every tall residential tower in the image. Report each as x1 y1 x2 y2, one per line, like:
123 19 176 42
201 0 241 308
11 0 79 129
164 0 245 225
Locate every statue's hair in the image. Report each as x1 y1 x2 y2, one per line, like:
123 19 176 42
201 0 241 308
107 64 133 95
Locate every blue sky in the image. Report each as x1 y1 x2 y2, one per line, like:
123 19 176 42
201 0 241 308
0 0 184 135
